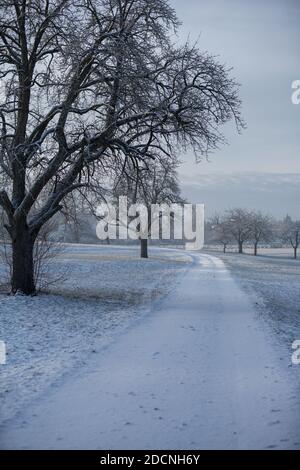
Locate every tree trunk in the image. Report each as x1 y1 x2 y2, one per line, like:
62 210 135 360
223 244 227 254
254 242 258 256
294 246 298 259
140 238 148 259
238 241 243 254
11 225 36 295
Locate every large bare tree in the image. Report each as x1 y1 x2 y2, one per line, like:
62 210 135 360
0 0 243 294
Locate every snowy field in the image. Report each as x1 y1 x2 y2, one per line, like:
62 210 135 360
1 251 299 450
0 245 191 425
0 245 299 449
207 248 300 350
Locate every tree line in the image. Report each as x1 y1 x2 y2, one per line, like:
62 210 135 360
206 209 300 259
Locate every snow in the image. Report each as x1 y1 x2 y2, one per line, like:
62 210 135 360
208 249 300 349
0 245 191 426
0 250 299 449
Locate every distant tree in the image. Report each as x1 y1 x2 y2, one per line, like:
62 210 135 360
281 216 300 259
210 214 232 253
249 211 273 256
225 208 252 254
113 156 183 258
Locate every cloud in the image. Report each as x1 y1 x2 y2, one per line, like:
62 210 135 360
181 173 300 218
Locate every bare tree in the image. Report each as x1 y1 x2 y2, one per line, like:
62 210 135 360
0 216 65 291
281 215 300 259
113 156 183 258
210 214 232 253
0 0 243 294
225 208 252 254
249 211 273 256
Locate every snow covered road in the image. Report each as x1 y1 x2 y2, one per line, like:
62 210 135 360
1 253 299 449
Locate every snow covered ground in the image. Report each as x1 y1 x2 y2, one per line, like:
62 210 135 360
0 248 299 449
207 249 300 351
0 245 191 426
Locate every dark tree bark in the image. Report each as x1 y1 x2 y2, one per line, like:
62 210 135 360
223 243 227 254
294 246 298 259
254 242 258 256
140 238 148 259
238 241 243 254
11 223 36 295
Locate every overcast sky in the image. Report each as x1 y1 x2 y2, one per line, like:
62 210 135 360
169 0 300 216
